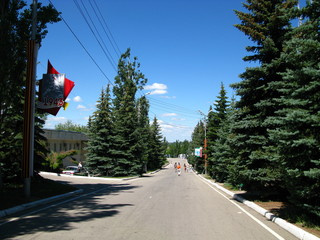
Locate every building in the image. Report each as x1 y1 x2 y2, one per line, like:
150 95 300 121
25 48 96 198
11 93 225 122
42 129 88 167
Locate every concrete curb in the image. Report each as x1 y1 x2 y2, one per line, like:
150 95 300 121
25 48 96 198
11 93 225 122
39 171 124 181
40 166 166 181
197 174 320 240
0 189 83 218
0 168 164 219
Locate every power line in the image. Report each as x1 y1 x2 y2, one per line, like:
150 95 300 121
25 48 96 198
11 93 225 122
148 97 200 115
148 102 200 119
73 0 118 72
48 0 199 132
90 0 122 58
48 0 114 87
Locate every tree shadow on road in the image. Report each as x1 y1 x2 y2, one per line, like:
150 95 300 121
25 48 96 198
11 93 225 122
0 183 138 239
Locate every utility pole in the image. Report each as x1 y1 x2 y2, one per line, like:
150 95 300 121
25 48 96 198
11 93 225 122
22 0 38 198
198 110 212 175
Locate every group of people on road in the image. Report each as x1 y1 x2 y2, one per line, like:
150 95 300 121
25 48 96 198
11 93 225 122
173 162 190 176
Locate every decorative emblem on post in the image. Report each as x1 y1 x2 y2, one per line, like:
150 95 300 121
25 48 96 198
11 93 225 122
38 60 75 115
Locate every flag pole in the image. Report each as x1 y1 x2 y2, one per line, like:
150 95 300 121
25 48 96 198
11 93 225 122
22 0 38 198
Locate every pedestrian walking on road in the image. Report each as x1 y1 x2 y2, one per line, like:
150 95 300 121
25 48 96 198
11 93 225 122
177 162 181 176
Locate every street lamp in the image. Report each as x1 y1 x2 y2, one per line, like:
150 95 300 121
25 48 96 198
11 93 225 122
198 110 213 175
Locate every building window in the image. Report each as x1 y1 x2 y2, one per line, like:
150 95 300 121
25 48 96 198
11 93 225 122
54 143 56 152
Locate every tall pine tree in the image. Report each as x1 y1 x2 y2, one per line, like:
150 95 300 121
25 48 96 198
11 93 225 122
112 49 147 176
188 121 205 172
148 117 166 171
86 85 115 176
207 83 229 176
209 96 237 183
136 95 151 173
266 1 320 216
231 0 297 191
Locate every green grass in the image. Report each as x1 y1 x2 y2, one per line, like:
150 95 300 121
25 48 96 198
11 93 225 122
0 178 77 210
223 183 241 191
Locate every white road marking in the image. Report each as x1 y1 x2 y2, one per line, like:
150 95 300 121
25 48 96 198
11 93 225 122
198 177 286 240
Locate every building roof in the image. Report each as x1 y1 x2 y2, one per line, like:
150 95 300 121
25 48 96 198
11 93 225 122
42 129 88 141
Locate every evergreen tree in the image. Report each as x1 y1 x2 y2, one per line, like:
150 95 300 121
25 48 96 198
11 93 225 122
207 83 229 144
163 137 169 157
231 0 297 190
167 141 180 157
86 85 115 176
188 121 205 172
266 1 320 216
210 96 237 182
206 83 229 176
148 117 166 170
136 95 151 173
112 49 147 176
0 0 60 182
167 140 189 158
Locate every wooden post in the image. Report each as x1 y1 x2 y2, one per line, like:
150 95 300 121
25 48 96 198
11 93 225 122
22 0 38 198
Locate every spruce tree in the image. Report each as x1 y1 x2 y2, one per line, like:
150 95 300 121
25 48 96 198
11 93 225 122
188 121 205 172
231 0 297 190
266 1 320 216
112 49 147 176
167 140 189 158
148 117 166 170
86 85 115 176
210 96 237 183
206 83 229 176
136 95 151 173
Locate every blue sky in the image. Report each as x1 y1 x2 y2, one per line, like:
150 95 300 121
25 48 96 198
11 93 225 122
35 0 253 142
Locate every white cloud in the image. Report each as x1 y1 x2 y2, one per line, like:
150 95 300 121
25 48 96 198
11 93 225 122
150 118 194 142
162 113 177 117
76 104 87 110
144 83 167 90
144 83 168 95
157 120 174 130
73 96 82 102
48 116 67 122
149 89 167 95
44 116 67 129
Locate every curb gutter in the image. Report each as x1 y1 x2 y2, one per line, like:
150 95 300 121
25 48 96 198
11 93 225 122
0 189 83 218
198 175 320 240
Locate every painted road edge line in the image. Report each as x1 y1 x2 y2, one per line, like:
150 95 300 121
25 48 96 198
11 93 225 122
197 174 320 240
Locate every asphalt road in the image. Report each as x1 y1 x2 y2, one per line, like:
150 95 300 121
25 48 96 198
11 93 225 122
0 158 298 240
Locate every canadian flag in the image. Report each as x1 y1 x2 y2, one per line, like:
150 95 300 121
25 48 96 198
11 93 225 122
38 61 75 116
